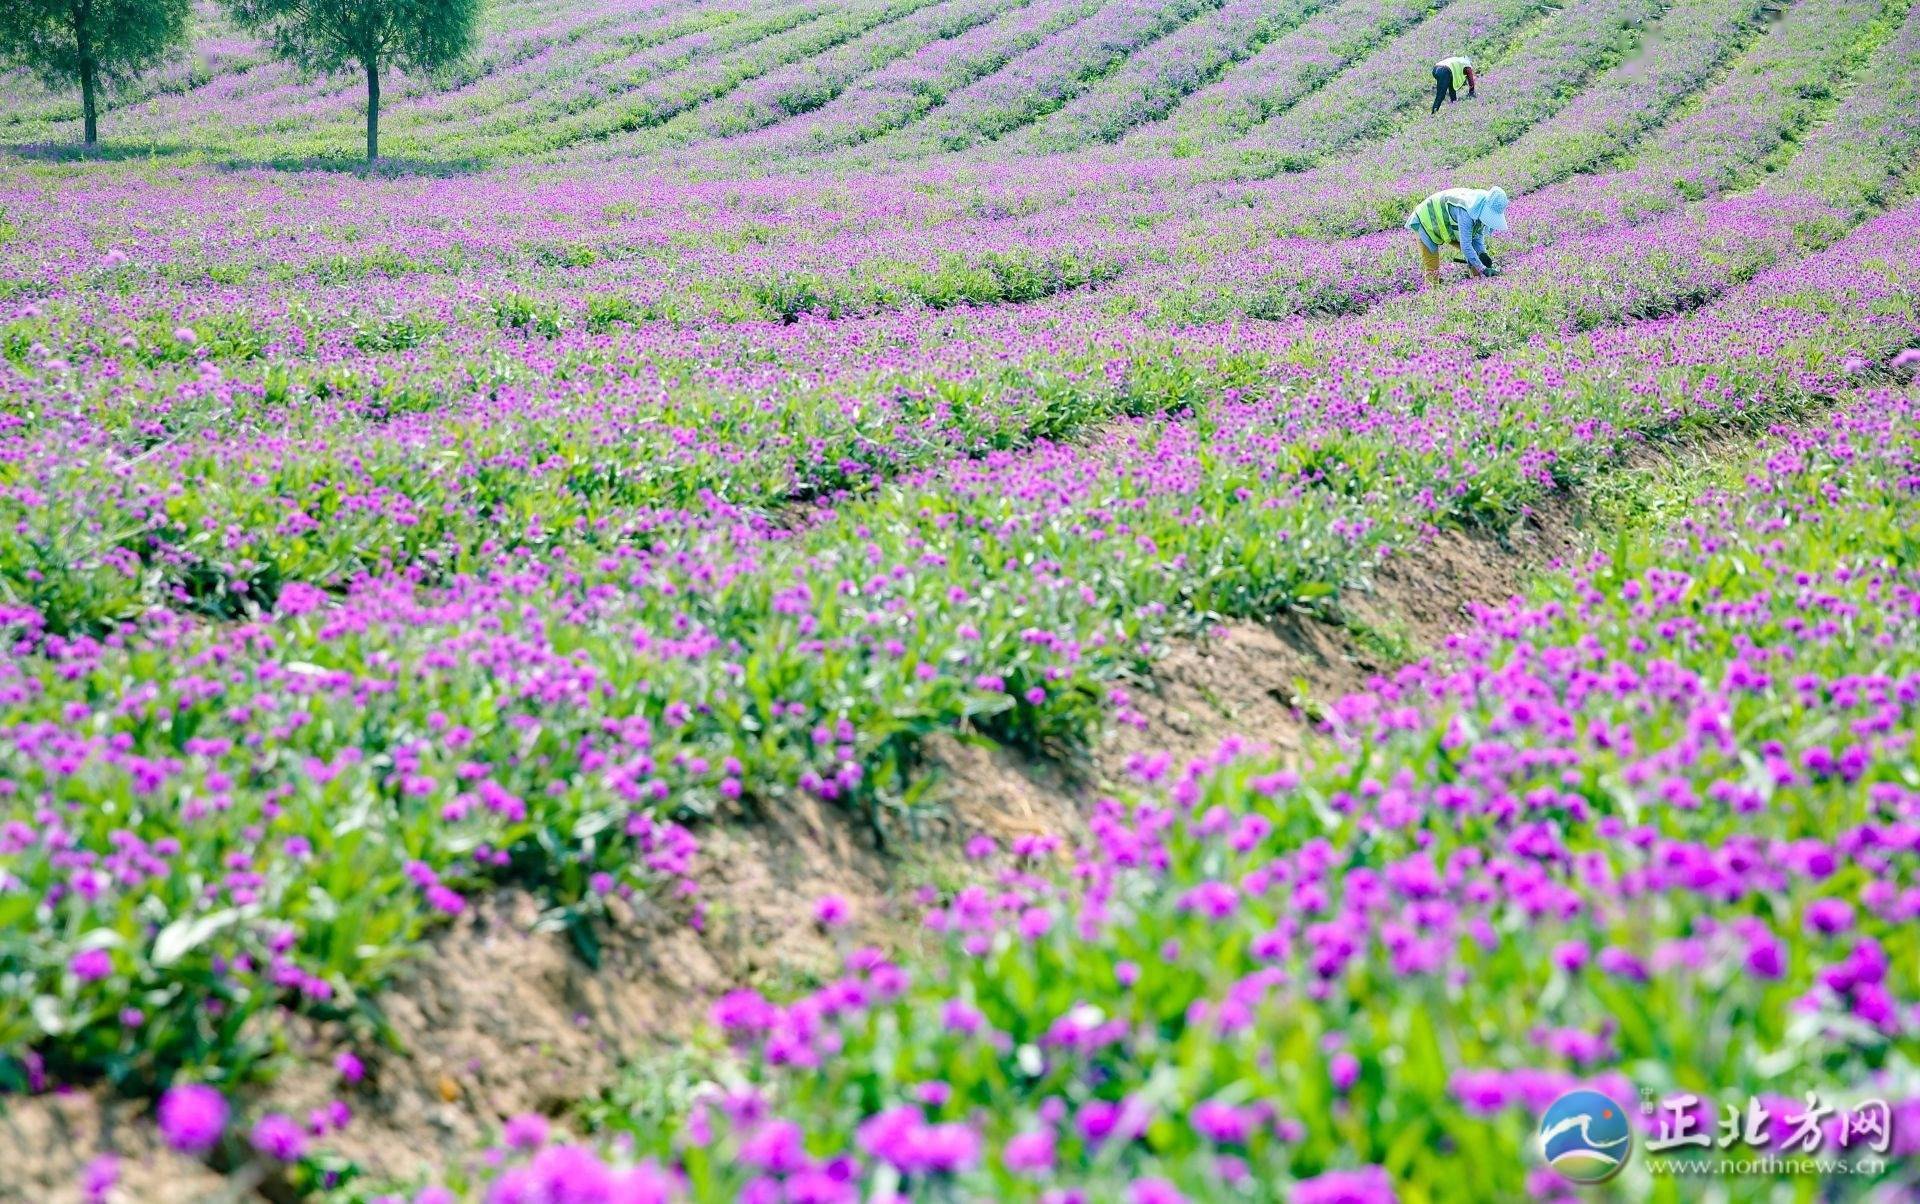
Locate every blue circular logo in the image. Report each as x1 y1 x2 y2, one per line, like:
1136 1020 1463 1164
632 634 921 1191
1539 1089 1633 1184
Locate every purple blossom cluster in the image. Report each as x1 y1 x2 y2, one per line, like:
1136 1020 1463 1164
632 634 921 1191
445 382 1920 1190
435 373 1920 1197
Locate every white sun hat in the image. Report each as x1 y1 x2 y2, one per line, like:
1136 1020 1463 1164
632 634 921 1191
1476 187 1510 233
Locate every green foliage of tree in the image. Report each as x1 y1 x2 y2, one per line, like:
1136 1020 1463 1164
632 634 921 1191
221 0 482 162
0 0 193 145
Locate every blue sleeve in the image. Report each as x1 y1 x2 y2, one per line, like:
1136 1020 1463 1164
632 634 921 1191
1458 208 1490 271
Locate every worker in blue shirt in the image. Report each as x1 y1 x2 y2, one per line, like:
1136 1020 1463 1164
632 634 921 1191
1406 187 1508 288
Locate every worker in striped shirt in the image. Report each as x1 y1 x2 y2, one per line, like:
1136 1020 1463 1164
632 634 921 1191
1431 55 1477 113
1406 187 1508 288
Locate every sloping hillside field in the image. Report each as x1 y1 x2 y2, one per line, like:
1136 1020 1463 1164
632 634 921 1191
3 0 1920 1200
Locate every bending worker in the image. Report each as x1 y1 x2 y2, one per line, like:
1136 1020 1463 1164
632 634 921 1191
1431 55 1476 112
1406 186 1508 287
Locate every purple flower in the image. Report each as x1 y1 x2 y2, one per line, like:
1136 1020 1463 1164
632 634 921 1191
785 1168 856 1204
713 990 776 1035
814 895 852 927
70 948 113 983
1003 1129 1056 1175
1293 1165 1399 1203
80 1155 117 1204
1450 1070 1511 1116
1130 1179 1186 1204
492 1145 616 1204
503 1113 550 1151
912 1081 951 1108
1552 941 1589 973
1330 1051 1361 1092
612 1162 680 1204
1746 937 1787 979
157 1084 228 1155
740 1120 809 1176
1805 899 1855 936
855 1106 979 1175
1018 908 1054 940
1595 946 1649 982
335 1051 365 1083
1190 1100 1252 1145
1077 1096 1150 1147
912 1122 981 1175
940 999 984 1035
250 1113 307 1161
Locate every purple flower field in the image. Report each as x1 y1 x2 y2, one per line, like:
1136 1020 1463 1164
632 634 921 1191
2 0 1919 1199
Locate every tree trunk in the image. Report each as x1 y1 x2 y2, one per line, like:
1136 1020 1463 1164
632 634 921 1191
365 60 380 162
76 18 98 145
81 64 98 145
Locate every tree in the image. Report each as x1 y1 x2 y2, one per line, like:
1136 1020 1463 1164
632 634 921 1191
0 0 193 146
222 0 480 162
